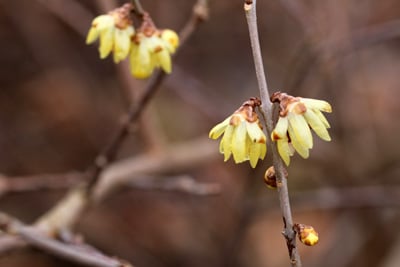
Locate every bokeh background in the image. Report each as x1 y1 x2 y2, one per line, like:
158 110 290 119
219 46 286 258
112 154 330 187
0 0 400 266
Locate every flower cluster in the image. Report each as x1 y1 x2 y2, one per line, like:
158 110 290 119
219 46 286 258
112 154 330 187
86 4 135 63
86 4 179 79
270 92 332 166
130 16 179 79
209 98 267 168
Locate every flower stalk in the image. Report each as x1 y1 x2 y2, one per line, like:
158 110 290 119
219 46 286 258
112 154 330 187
244 0 302 266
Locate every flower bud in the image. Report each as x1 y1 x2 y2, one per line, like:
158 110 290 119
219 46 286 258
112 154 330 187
264 166 277 189
294 223 319 246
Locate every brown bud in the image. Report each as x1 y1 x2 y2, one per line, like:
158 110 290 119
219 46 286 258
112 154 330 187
294 223 319 246
264 166 277 189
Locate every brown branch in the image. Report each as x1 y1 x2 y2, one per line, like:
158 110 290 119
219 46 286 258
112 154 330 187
92 136 218 201
0 213 132 267
124 175 220 196
0 172 83 197
244 1 302 266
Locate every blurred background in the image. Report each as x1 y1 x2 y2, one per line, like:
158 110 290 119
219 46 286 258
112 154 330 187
0 0 399 266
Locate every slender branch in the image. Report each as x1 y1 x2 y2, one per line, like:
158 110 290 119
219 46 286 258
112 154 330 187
0 213 132 267
244 1 302 266
131 0 145 17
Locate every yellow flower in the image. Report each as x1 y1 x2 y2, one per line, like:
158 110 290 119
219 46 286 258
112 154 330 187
130 29 179 79
271 92 332 166
294 224 319 246
209 98 267 168
86 4 135 63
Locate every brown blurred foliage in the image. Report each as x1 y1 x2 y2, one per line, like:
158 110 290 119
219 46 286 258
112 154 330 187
0 0 400 267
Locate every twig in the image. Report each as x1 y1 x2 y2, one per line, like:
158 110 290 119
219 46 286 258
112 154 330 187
0 213 132 267
0 172 83 197
131 0 145 17
92 136 218 201
125 174 220 196
244 1 302 266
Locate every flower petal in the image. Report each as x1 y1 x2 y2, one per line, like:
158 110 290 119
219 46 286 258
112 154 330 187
288 123 309 158
86 27 99 44
113 28 131 63
288 113 313 149
313 109 330 128
271 116 288 141
209 117 231 139
248 137 259 168
303 109 331 141
99 28 114 59
246 121 266 143
231 121 247 163
221 125 234 161
301 98 332 113
277 138 291 166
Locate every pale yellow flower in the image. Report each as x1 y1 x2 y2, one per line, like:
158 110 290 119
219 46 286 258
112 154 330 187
209 98 267 168
271 92 332 166
86 4 134 63
130 29 179 79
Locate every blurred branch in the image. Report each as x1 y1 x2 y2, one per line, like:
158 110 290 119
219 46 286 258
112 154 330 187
125 175 220 196
0 213 133 267
244 1 301 266
0 172 83 197
93 137 218 200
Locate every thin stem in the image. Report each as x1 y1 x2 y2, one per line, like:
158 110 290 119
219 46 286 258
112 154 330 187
131 0 145 16
244 1 302 266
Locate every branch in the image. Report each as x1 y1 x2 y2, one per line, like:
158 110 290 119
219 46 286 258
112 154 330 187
0 213 132 267
0 172 82 197
244 1 302 266
92 136 218 200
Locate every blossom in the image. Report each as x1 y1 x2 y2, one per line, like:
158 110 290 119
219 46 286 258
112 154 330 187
209 98 267 168
86 4 135 63
129 30 179 78
129 15 179 79
271 92 332 166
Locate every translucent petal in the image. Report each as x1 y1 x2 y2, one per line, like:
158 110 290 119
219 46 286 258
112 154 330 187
313 109 330 128
94 15 114 31
86 27 99 44
156 48 172 73
231 122 247 163
113 28 132 63
259 141 267 159
301 98 332 113
209 117 231 139
246 121 266 143
277 138 291 166
288 113 313 149
130 41 153 78
288 124 309 158
221 125 234 161
248 139 261 168
303 109 331 141
161 29 179 53
272 116 288 140
99 28 114 59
